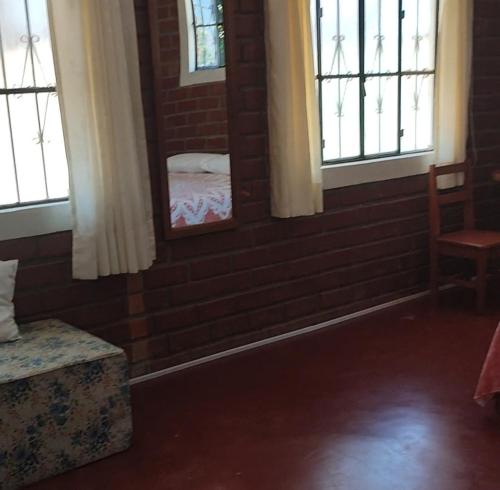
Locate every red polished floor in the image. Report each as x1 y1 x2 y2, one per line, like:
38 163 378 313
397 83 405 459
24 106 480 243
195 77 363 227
28 292 500 490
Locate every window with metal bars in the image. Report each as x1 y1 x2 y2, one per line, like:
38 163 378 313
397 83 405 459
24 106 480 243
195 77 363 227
0 0 68 209
315 0 438 165
191 0 225 70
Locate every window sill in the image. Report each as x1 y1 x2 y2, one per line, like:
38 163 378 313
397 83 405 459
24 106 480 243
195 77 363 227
180 67 226 87
322 152 435 190
0 201 72 241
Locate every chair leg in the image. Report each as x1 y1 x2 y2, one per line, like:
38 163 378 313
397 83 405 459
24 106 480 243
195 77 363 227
430 245 439 308
476 253 488 314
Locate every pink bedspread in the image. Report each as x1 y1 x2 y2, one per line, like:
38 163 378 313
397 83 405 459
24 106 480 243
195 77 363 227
474 323 500 406
169 172 232 228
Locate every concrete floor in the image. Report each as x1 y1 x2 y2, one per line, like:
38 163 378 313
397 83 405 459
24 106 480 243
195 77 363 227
28 291 500 490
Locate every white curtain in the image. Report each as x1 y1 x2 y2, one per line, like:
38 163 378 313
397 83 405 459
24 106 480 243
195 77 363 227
265 0 323 218
48 0 156 280
434 0 474 185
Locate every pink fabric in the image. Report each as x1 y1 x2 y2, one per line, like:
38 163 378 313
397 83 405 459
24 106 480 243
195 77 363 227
169 173 232 228
474 323 500 406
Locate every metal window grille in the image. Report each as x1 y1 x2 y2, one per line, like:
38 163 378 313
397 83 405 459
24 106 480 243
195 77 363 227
191 0 225 70
316 0 439 165
0 0 69 209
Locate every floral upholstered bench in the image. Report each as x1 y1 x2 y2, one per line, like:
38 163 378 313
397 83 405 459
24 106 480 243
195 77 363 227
0 320 132 489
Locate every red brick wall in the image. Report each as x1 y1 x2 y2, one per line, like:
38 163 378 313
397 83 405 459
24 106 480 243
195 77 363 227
158 0 229 155
1 0 499 378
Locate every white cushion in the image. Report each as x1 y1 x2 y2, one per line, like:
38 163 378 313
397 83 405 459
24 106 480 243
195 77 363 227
201 154 231 175
0 260 20 342
167 153 230 175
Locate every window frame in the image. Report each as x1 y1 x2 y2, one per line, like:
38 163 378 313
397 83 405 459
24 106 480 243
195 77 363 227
0 0 71 240
322 151 435 189
177 0 226 87
315 0 439 167
192 0 225 71
0 0 69 209
0 200 71 241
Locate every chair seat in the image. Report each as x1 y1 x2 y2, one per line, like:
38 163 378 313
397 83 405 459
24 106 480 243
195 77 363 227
438 230 500 249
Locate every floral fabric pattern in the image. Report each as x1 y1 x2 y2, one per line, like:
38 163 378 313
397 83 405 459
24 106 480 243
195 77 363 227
169 172 233 228
0 319 124 383
0 320 132 490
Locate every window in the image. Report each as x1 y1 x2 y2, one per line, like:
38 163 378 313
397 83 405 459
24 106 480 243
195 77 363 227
192 0 225 70
315 0 438 165
0 0 69 209
178 0 226 86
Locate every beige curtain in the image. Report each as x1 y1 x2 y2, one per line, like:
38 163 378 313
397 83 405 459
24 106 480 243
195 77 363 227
434 0 474 185
48 0 156 279
265 0 323 218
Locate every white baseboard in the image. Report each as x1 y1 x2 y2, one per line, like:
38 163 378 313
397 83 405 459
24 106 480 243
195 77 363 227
130 287 444 386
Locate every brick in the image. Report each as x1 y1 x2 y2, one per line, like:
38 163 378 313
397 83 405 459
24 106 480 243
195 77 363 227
4 0 498 379
190 255 233 280
144 289 169 311
248 304 285 330
285 296 320 320
128 293 145 315
130 339 150 363
13 292 44 318
16 261 71 290
169 325 211 353
211 314 251 339
170 272 251 305
0 237 38 261
149 334 170 359
170 230 254 260
240 201 268 223
91 321 131 345
252 262 290 287
39 277 127 313
37 232 72 258
151 307 198 334
197 296 239 322
129 318 150 339
143 264 188 289
127 273 144 294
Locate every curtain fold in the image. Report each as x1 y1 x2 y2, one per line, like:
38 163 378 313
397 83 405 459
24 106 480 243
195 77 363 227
265 0 323 218
434 0 474 186
48 0 156 280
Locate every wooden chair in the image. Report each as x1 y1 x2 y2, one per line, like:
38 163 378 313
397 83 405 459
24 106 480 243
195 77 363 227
429 160 500 313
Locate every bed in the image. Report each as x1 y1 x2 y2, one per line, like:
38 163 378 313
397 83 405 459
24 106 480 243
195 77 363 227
474 323 500 407
169 172 232 228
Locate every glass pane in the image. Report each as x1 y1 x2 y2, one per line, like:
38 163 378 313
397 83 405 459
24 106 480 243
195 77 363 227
27 0 56 87
320 0 359 76
0 0 33 88
0 95 19 206
365 0 399 74
216 0 223 24
0 36 4 89
402 0 437 72
322 78 360 161
9 93 47 202
192 0 218 25
401 74 434 152
364 76 398 155
38 92 69 199
217 24 225 67
196 25 220 69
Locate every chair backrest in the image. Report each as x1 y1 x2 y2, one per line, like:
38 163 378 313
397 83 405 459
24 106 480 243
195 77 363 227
428 159 475 239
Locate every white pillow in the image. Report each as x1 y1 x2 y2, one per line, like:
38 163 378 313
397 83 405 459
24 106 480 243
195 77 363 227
0 260 20 342
167 153 212 173
201 154 231 175
167 153 230 175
